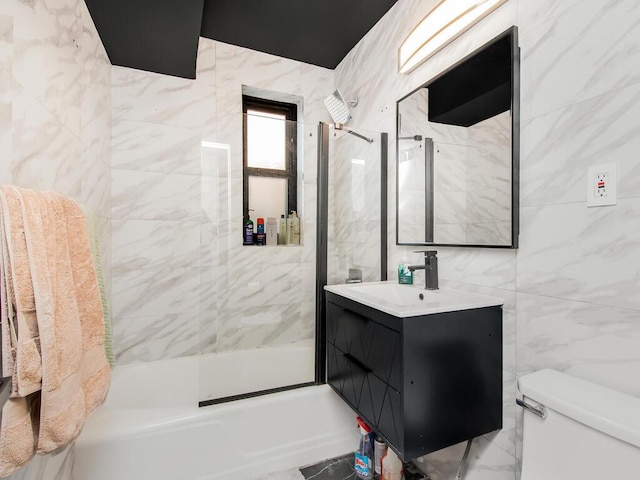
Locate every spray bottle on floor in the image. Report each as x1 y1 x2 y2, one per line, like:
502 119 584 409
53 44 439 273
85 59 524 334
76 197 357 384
354 417 374 479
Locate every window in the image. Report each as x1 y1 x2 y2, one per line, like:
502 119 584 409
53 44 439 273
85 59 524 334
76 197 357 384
242 96 297 223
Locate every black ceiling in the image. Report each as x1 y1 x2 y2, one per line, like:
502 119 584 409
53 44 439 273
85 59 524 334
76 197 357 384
85 0 398 79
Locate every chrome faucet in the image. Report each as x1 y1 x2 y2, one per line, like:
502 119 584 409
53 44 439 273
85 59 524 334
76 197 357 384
408 250 439 290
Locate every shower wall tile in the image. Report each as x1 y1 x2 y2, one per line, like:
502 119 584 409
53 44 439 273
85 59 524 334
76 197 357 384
11 0 83 137
216 302 312 352
299 63 334 124
114 311 199 365
111 219 201 272
81 93 110 161
520 81 640 207
198 309 218 355
4 0 111 477
215 41 303 97
222 262 302 309
517 199 640 311
81 145 110 215
111 265 202 320
110 35 332 369
0 15 11 186
111 65 216 130
519 0 640 122
11 84 83 199
111 169 202 221
112 119 202 175
78 0 110 105
516 292 640 397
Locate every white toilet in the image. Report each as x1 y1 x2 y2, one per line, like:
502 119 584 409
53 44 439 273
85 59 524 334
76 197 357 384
518 369 640 480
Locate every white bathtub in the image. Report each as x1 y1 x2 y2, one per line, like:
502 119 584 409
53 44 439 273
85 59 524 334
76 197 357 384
75 349 358 480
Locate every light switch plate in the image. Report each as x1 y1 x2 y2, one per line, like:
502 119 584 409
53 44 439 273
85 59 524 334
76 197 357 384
587 163 617 207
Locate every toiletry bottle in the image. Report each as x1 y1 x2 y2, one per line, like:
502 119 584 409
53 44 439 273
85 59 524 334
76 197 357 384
354 417 374 479
266 217 277 246
243 211 255 245
256 217 266 245
278 214 287 245
286 211 294 245
374 437 387 476
380 447 402 480
398 263 413 285
291 211 300 245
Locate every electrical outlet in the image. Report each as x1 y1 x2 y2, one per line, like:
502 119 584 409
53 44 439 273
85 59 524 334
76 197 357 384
587 163 617 207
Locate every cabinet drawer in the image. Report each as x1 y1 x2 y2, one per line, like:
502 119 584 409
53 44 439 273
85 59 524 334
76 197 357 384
328 342 402 448
327 343 366 411
327 302 402 391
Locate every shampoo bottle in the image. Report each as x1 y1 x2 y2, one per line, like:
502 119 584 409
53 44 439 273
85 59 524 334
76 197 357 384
243 211 255 245
278 214 287 245
291 211 300 245
286 212 294 245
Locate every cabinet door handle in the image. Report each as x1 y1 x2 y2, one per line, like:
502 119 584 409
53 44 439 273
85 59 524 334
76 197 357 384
343 353 372 373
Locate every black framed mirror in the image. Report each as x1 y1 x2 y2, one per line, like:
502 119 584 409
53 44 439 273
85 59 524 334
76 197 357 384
396 26 520 248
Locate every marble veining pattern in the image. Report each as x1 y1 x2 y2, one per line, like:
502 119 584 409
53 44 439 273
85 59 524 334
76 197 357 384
113 311 200 365
517 199 640 311
517 292 640 397
3 0 111 478
520 0 640 122
4 1 634 480
110 36 332 366
520 81 640 207
112 119 203 175
111 169 203 221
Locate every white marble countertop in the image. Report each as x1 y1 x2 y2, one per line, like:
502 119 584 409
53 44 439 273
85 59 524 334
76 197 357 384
324 281 504 318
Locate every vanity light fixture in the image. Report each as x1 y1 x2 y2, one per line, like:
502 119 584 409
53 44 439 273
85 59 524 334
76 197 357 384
398 0 507 74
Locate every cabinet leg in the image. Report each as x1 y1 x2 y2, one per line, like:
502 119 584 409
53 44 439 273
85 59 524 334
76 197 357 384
455 439 473 480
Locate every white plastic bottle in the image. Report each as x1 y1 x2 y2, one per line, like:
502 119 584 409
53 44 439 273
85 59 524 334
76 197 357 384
380 448 402 480
287 211 300 245
266 217 277 245
278 214 287 245
292 211 300 245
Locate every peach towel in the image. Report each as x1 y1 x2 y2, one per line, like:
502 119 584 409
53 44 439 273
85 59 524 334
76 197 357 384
0 186 110 476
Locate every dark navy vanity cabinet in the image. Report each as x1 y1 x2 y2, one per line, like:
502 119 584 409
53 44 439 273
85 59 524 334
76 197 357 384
325 291 503 461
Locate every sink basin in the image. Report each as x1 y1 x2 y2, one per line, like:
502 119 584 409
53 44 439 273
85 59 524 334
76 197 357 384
324 281 503 317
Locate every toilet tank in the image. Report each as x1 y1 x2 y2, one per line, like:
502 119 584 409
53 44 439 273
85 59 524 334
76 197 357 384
519 369 640 480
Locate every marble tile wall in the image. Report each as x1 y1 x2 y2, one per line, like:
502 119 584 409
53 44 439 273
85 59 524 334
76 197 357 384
335 0 640 477
1 0 111 479
111 39 334 365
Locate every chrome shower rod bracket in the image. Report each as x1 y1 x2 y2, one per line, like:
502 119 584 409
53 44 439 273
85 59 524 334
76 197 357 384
334 123 374 144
